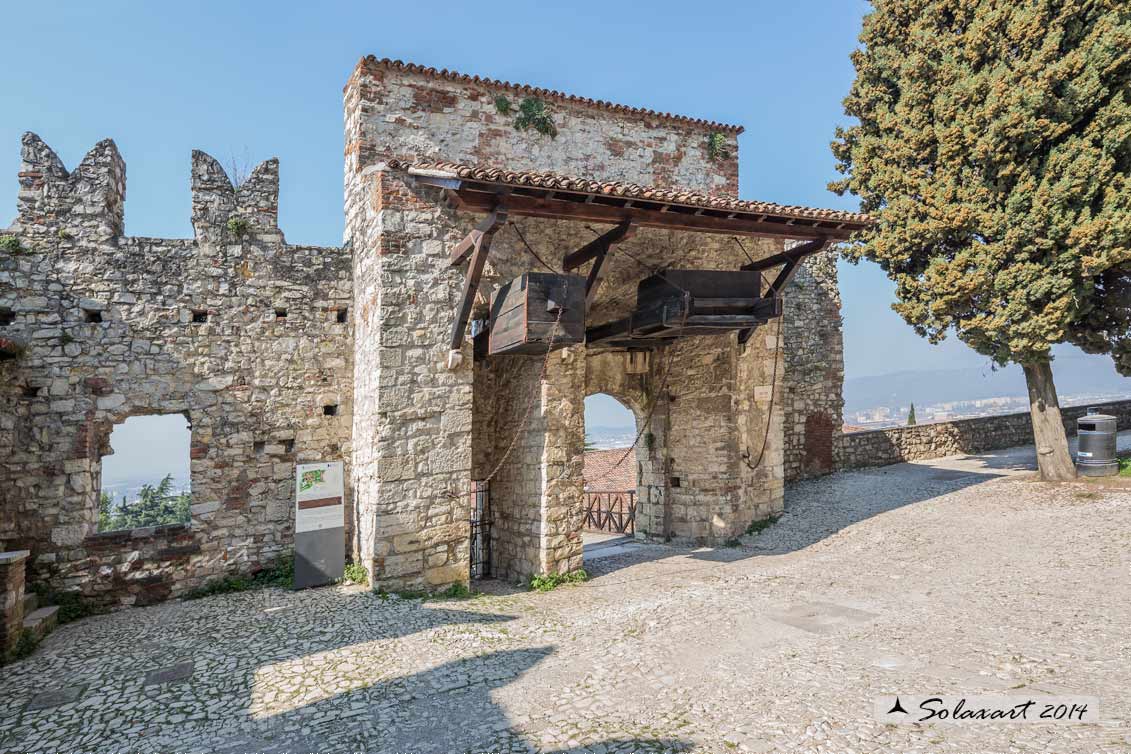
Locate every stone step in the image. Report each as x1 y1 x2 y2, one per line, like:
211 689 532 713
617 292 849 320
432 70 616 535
22 605 59 640
22 591 39 615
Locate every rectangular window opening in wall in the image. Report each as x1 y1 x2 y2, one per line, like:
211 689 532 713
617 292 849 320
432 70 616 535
336 307 348 323
192 310 208 323
98 413 192 533
22 385 41 398
0 309 14 326
323 404 338 416
275 308 287 320
670 476 681 488
83 308 103 323
254 440 265 456
283 439 295 454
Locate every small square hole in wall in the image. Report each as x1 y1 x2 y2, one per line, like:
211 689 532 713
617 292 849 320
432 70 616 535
323 404 338 416
336 307 348 324
253 441 265 456
22 385 41 398
192 310 208 323
283 439 295 454
670 476 682 488
0 309 14 326
83 309 103 323
275 308 288 320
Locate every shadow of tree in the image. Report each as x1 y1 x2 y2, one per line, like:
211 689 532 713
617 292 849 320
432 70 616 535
208 646 691 753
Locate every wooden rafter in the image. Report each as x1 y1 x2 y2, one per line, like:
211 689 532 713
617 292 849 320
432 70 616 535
420 176 864 241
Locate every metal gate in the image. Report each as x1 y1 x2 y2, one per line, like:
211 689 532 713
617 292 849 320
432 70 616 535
469 480 491 579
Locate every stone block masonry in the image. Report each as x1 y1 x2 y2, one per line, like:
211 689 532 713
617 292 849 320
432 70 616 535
0 550 29 654
343 57 823 588
1 54 851 605
836 398 1131 469
0 135 352 609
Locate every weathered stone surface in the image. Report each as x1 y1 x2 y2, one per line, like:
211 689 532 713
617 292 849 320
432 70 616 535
837 398 1131 469
0 136 353 609
2 57 844 605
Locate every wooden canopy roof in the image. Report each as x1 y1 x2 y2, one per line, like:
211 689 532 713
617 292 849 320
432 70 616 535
392 160 870 241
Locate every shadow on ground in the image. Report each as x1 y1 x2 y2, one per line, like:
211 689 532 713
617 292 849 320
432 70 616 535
576 448 1034 578
5 587 691 753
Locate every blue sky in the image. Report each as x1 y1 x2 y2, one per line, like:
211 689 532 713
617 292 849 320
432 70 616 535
1 0 1120 390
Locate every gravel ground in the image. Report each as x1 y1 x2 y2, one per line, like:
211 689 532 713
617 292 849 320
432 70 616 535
2 448 1129 754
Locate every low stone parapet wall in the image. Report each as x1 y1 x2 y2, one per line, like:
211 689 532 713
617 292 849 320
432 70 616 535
835 398 1131 470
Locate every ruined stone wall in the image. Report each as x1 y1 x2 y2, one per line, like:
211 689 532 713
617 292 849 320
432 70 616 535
782 250 845 482
0 134 352 608
836 398 1131 469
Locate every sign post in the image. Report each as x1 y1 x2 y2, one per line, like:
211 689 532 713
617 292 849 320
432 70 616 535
293 461 345 589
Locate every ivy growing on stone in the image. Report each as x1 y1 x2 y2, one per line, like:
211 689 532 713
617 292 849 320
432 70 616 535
490 95 558 139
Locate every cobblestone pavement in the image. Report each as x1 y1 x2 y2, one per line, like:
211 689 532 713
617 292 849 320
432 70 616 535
3 451 1130 753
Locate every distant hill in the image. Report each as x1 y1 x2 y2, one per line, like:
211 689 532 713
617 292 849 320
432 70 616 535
586 425 637 449
845 353 1131 414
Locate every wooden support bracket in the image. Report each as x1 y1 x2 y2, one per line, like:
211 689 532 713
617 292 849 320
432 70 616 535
450 209 508 267
561 219 633 309
448 208 507 366
737 240 826 345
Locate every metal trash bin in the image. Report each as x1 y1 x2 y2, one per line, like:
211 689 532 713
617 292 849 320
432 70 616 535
1076 408 1118 477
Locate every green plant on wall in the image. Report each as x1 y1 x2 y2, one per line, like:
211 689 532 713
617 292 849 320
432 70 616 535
491 95 558 139
707 132 730 162
0 235 26 255
226 217 250 239
513 97 558 139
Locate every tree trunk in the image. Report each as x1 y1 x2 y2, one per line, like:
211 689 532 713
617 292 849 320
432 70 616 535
1022 360 1076 481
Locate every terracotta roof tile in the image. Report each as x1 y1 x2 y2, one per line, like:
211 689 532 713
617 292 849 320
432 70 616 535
583 448 637 492
388 159 871 227
358 56 744 134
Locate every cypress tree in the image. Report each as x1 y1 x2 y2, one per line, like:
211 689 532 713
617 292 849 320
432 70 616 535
833 1 1131 480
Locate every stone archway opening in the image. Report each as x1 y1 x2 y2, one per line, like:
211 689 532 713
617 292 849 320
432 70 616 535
582 393 641 550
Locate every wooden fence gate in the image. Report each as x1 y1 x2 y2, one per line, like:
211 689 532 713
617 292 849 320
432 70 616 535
583 491 636 535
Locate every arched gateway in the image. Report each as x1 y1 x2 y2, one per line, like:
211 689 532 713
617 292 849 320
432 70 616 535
345 58 865 589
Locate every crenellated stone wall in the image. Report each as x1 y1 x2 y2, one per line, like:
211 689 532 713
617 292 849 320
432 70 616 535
0 134 353 609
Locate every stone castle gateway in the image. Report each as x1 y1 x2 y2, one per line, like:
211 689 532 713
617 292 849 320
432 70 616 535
0 57 857 606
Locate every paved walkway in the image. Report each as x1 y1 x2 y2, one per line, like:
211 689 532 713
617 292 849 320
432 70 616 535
3 441 1130 753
